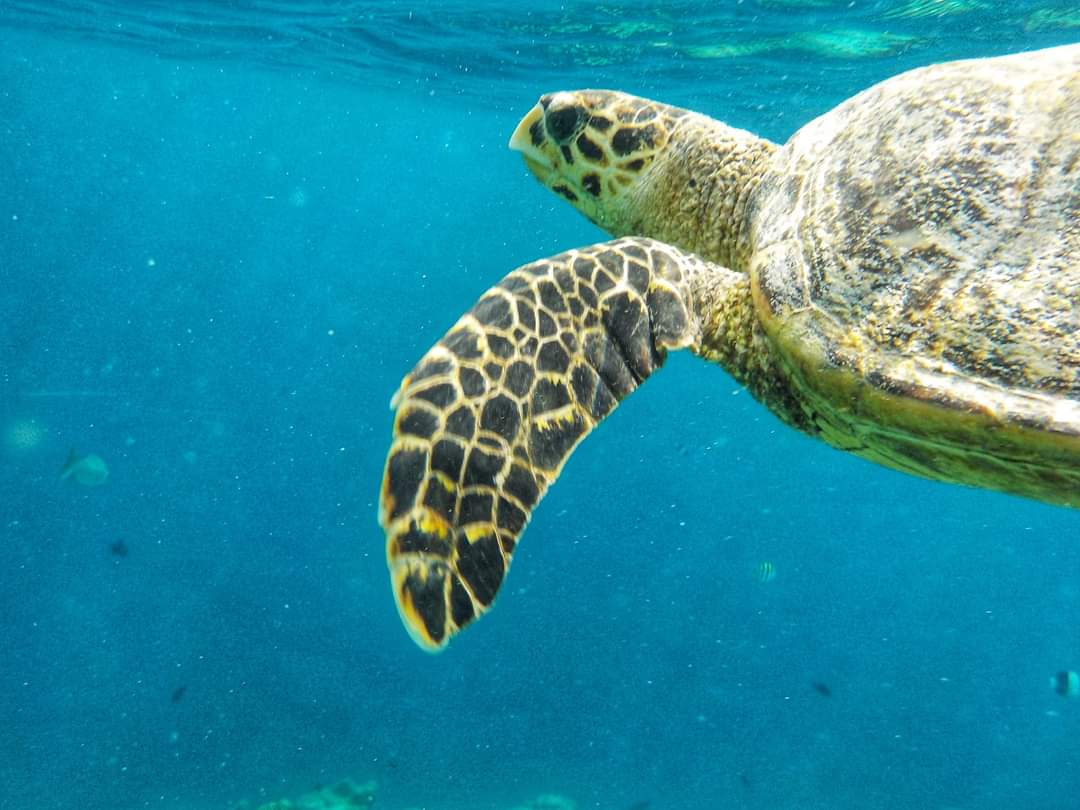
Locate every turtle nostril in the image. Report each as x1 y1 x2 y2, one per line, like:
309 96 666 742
546 104 583 143
539 94 553 109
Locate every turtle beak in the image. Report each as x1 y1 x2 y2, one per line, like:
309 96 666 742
509 103 555 181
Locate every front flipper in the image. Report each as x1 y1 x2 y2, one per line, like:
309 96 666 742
380 237 711 651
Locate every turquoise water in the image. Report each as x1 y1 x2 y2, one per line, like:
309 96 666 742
1 2 1078 809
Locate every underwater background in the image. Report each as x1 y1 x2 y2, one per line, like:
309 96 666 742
2 1 1079 808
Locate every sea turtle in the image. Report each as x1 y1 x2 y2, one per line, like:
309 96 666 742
380 44 1080 651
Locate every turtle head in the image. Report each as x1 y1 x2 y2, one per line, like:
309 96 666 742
509 90 679 235
510 90 777 270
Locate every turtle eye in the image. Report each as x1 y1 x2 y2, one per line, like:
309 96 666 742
545 103 584 143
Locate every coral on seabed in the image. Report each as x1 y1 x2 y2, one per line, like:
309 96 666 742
231 778 377 810
506 795 577 810
232 779 575 810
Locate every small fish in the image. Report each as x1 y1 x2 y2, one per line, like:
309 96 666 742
59 448 109 486
811 681 832 697
1052 670 1079 698
109 539 128 557
757 561 776 583
170 685 187 704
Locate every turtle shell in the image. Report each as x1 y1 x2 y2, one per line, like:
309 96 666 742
746 44 1080 505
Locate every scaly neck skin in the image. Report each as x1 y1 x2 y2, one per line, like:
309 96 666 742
626 116 778 272
689 265 811 434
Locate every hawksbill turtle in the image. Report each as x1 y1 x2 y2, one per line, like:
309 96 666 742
379 44 1080 651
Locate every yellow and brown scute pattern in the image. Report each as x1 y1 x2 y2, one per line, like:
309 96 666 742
380 238 706 650
747 44 1080 506
510 90 691 228
511 89 778 268
753 44 1080 404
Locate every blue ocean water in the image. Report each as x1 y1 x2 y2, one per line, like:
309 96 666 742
1 2 1079 808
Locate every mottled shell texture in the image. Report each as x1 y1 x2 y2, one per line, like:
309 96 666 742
751 45 1079 420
